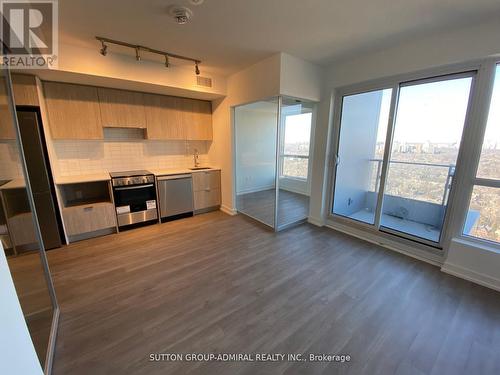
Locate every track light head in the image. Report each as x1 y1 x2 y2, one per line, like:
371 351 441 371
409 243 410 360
195 62 200 75
99 41 107 56
164 55 170 68
135 47 141 61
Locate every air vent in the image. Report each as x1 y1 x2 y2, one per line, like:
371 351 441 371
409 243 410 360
196 76 212 88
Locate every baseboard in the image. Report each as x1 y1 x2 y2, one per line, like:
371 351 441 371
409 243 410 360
441 262 500 293
220 205 237 216
325 221 443 267
307 216 324 227
237 185 274 195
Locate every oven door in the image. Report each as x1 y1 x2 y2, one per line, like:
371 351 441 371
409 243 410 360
113 183 158 226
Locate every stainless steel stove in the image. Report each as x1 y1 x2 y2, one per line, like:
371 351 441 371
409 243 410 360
110 170 158 229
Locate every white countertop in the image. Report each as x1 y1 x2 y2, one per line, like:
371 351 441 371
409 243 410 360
54 167 221 185
55 173 111 185
151 167 221 176
0 179 26 190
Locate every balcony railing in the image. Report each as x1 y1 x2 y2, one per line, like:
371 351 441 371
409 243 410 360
370 158 456 206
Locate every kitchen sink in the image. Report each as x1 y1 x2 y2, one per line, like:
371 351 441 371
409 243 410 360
189 167 211 170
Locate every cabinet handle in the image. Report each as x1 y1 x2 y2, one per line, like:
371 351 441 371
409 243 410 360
84 206 94 211
205 188 211 192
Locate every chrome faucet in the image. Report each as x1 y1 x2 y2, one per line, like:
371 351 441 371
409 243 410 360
193 148 200 167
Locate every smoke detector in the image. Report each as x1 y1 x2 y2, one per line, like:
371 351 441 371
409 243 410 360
168 6 193 25
188 0 204 5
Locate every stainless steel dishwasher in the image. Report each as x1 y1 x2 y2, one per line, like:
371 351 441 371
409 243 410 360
157 174 194 221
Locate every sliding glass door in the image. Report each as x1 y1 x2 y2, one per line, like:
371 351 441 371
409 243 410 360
381 74 474 243
332 72 475 246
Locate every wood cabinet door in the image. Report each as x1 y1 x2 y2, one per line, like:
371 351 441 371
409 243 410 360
184 99 212 141
194 189 221 210
0 74 39 140
192 170 220 192
44 82 103 139
0 77 15 140
98 88 147 128
63 202 116 236
144 94 185 140
12 74 39 106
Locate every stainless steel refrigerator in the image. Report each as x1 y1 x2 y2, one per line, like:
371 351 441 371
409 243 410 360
16 107 63 250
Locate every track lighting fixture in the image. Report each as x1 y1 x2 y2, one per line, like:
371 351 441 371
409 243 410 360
99 41 107 56
95 36 202 76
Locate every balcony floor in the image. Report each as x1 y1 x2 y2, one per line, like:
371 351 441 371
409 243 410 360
349 210 440 242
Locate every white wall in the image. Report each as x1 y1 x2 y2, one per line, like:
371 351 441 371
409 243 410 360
280 53 323 102
234 106 277 194
443 239 500 292
35 43 227 100
0 242 44 375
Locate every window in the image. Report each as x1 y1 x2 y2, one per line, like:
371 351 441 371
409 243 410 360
280 111 312 180
464 65 500 244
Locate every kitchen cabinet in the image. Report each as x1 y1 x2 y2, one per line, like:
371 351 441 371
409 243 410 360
44 82 103 139
0 74 40 139
184 98 212 141
58 180 117 241
145 95 212 141
98 87 147 128
192 170 221 211
62 202 116 237
12 74 39 106
0 80 14 140
144 94 185 140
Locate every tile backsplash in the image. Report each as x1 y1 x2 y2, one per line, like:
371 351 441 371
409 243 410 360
53 133 210 176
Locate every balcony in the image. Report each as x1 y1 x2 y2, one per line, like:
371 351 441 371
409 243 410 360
337 159 479 243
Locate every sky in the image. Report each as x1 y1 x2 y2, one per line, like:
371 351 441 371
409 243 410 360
375 66 500 148
284 113 312 145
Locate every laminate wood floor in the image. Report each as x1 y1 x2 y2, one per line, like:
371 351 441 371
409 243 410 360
237 189 309 228
43 211 500 375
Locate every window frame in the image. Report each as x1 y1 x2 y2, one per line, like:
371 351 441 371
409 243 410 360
326 57 500 254
460 62 500 246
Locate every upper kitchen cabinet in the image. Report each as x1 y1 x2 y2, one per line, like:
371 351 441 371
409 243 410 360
0 74 40 139
98 88 147 128
144 94 185 140
0 78 14 140
44 82 103 140
144 95 212 141
183 98 213 141
11 74 39 106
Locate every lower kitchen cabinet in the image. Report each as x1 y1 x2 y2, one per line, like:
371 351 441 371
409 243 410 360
192 170 221 212
62 202 116 237
194 189 221 211
58 180 117 241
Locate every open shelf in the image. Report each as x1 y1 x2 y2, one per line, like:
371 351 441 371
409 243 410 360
59 181 112 208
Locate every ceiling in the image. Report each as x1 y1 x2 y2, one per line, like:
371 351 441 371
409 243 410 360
59 0 500 76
